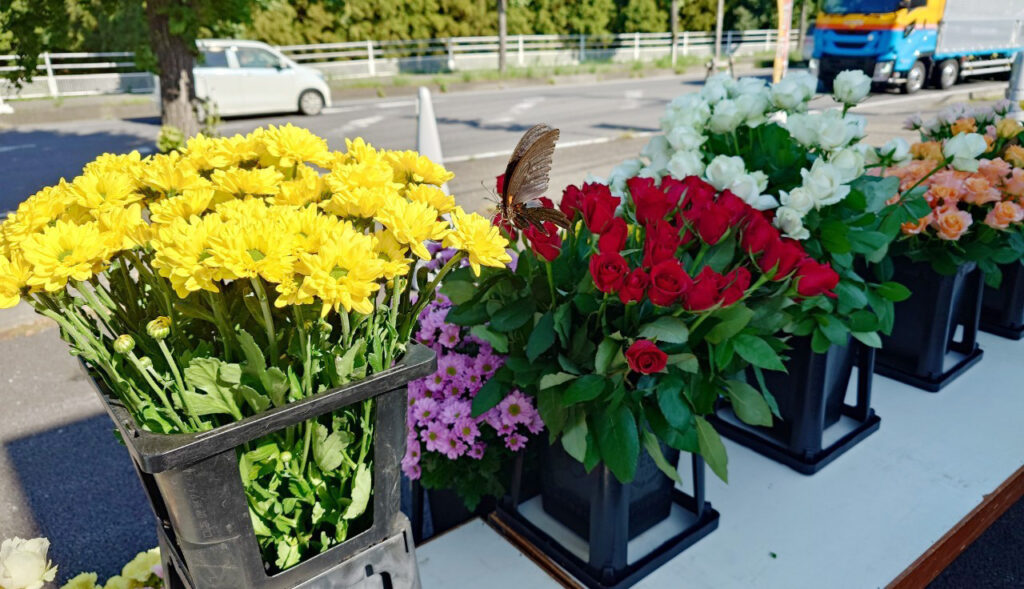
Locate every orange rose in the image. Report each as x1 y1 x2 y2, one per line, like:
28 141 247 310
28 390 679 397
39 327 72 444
978 158 1011 184
984 201 1024 229
962 175 1002 205
952 117 978 135
1005 145 1024 168
1007 168 1024 198
901 214 933 235
997 118 1023 139
911 141 945 163
932 207 973 241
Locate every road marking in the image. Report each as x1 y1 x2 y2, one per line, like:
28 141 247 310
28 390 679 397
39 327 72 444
482 97 544 125
0 143 35 153
624 89 644 109
445 131 656 163
376 100 417 109
338 115 384 133
323 106 366 114
324 99 418 115
852 83 1006 111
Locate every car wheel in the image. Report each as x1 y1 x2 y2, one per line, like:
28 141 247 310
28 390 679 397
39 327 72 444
298 90 325 116
932 59 959 90
901 61 926 94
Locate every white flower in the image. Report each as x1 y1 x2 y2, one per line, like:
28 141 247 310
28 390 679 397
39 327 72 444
879 137 911 164
666 150 706 179
788 71 819 101
705 155 746 191
729 174 779 210
801 158 850 207
0 538 57 589
736 92 771 126
774 206 810 240
786 112 819 147
661 94 712 131
903 114 923 130
701 73 736 104
641 135 672 171
832 70 872 105
665 125 707 151
780 186 815 214
735 76 769 97
638 166 663 182
943 133 988 172
830 147 866 183
709 99 745 134
607 158 644 197
845 113 867 140
858 142 881 166
816 111 854 151
751 170 769 193
771 77 806 111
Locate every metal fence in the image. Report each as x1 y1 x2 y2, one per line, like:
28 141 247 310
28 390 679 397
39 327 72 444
0 29 799 100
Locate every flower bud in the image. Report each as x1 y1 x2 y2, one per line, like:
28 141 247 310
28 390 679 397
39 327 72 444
138 356 153 370
146 316 171 340
280 451 293 463
319 321 333 335
113 334 135 355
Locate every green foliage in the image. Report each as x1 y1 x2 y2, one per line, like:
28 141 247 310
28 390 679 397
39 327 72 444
618 0 668 33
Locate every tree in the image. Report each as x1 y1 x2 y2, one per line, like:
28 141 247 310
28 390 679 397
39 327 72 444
617 0 668 34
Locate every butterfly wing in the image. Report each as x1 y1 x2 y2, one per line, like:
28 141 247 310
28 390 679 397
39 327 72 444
505 126 560 207
521 206 570 230
502 124 556 197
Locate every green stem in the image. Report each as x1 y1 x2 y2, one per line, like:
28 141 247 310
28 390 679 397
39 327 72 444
400 250 466 342
157 340 204 429
205 291 234 361
544 261 557 307
904 156 954 195
128 351 189 431
250 278 279 362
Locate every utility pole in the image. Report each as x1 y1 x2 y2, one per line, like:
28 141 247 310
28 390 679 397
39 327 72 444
714 0 725 67
498 0 507 73
671 0 680 67
798 0 810 54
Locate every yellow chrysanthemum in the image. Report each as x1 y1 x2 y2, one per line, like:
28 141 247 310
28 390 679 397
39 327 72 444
405 184 456 214
207 217 297 284
294 230 386 316
95 203 150 252
84 151 144 177
66 170 143 212
0 253 25 308
21 220 111 291
150 215 221 298
344 137 382 164
261 123 331 168
213 197 273 223
140 152 210 196
270 166 327 207
149 187 215 225
211 166 284 201
373 229 414 280
121 548 161 583
280 205 341 254
384 150 454 185
322 185 397 219
183 134 239 171
373 199 449 259
1 184 76 246
443 207 512 276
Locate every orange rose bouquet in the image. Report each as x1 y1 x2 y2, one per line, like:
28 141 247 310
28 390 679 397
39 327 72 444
885 102 1024 285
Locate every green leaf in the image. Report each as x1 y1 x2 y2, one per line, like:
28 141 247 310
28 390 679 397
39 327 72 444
561 412 588 463
538 387 567 438
471 378 509 417
725 380 772 426
834 281 869 310
440 280 476 305
817 316 850 346
595 337 620 375
706 305 754 344
334 341 364 385
656 373 692 430
470 326 509 354
526 312 556 361
183 357 244 418
877 281 912 302
731 334 786 371
666 353 700 373
594 404 640 483
540 372 576 390
638 316 690 344
553 304 572 346
820 220 851 254
851 331 882 348
342 463 372 519
312 424 352 472
642 429 682 483
695 416 728 483
490 297 536 332
562 374 607 406
446 303 489 326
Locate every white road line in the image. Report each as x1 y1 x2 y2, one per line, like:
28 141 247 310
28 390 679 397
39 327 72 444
625 89 644 109
337 115 384 133
852 84 1006 111
376 100 417 109
445 132 657 163
0 143 35 153
322 106 366 114
482 97 544 125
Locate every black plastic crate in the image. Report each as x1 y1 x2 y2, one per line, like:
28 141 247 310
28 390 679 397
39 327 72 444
876 259 984 392
981 261 1024 340
85 344 435 589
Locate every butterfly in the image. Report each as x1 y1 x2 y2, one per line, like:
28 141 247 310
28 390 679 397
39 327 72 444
496 124 571 232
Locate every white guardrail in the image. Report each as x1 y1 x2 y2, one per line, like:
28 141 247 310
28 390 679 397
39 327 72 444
0 29 798 100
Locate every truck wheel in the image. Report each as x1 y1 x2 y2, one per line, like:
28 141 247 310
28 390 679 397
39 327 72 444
932 59 959 90
298 90 325 116
902 61 926 94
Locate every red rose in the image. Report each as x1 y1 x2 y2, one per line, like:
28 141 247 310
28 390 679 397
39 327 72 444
629 176 674 225
660 176 688 206
493 214 517 240
525 222 562 262
589 251 630 293
683 266 724 311
496 174 506 195
795 259 840 298
643 219 682 267
742 212 779 255
538 196 555 209
580 183 619 234
560 184 584 219
717 190 751 225
648 259 692 306
626 340 668 374
758 239 806 280
598 217 629 253
719 266 752 306
687 202 732 245
619 267 649 304
680 176 717 210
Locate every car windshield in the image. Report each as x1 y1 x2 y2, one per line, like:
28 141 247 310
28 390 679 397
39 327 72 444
197 48 229 68
822 0 901 14
235 47 281 69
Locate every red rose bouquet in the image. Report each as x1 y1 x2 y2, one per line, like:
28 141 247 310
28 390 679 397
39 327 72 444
443 175 838 483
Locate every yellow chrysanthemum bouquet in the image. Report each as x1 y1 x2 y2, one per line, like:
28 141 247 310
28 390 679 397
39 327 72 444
0 124 510 570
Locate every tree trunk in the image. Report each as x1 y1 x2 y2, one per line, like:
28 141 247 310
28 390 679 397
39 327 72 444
714 0 725 64
145 0 199 137
497 0 507 73
798 0 810 54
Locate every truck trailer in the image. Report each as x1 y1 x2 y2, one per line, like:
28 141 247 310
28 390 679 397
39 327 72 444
811 0 1024 93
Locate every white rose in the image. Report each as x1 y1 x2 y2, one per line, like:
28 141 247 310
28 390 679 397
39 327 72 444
705 155 746 191
879 137 911 164
774 206 810 240
607 158 644 197
735 76 769 97
801 159 851 207
751 170 769 193
829 147 866 183
943 133 988 172
701 73 736 103
662 94 712 131
771 78 806 111
638 166 663 183
832 70 872 105
729 174 779 210
0 538 57 589
786 112 819 147
816 111 854 151
665 125 707 151
780 187 815 214
845 113 867 140
709 99 745 134
666 150 706 179
641 135 672 170
857 142 881 166
736 92 771 126
788 71 819 101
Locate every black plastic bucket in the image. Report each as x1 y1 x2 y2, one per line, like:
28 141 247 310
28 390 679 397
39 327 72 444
981 261 1024 340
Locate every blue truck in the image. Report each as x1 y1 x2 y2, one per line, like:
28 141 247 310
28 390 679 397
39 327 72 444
811 0 1024 93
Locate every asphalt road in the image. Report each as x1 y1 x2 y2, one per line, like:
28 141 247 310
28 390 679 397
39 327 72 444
0 74 1007 213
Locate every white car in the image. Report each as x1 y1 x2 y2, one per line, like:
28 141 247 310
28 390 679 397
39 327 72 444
194 39 332 117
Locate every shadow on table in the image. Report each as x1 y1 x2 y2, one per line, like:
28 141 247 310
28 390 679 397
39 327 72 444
5 414 156 584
